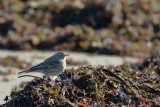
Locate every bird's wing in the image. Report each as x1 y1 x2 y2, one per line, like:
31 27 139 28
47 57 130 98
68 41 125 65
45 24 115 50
30 60 60 70
29 62 50 71
18 62 52 75
18 60 59 75
43 55 55 63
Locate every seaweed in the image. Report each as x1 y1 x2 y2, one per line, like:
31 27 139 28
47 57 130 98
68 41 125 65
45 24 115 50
1 53 160 106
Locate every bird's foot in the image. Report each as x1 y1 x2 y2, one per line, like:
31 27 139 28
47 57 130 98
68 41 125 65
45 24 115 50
43 76 53 81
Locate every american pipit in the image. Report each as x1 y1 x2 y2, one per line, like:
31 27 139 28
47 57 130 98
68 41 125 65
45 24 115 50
18 52 69 77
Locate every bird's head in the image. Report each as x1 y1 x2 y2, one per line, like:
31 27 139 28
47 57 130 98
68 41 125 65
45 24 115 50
54 52 69 60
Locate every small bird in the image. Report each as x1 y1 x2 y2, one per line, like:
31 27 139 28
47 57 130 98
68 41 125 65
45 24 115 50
18 52 69 77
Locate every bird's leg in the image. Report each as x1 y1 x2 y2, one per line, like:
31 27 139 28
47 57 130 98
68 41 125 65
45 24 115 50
43 75 52 81
43 75 46 79
43 76 51 81
48 76 52 81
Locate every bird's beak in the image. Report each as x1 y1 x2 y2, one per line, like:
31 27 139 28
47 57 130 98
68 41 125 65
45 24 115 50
64 53 70 56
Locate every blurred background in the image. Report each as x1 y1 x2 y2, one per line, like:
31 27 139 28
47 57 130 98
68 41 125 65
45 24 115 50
0 0 159 104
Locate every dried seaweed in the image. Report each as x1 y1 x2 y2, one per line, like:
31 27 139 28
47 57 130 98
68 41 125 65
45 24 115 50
0 0 160 57
1 53 160 106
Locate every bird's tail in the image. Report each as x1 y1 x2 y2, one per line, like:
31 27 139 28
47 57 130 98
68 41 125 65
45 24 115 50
18 70 30 75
